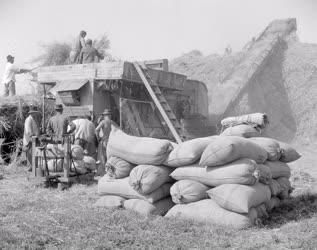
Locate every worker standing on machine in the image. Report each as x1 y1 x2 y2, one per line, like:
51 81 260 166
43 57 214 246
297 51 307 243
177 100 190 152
22 106 40 170
46 104 76 143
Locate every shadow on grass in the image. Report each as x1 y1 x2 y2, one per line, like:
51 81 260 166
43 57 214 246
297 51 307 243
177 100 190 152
262 191 317 228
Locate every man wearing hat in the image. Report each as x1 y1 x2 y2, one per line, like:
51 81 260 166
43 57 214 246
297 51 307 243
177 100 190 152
46 104 76 143
23 106 40 168
2 55 31 96
95 108 118 175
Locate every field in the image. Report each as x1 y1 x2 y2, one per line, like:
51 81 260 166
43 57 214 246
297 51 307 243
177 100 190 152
1 156 317 250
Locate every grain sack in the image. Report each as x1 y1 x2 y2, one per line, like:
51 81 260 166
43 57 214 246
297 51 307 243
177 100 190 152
106 156 135 178
268 179 281 196
98 176 171 203
164 136 216 167
199 136 267 167
129 165 172 195
44 159 63 172
106 127 172 165
165 199 258 229
276 177 292 199
72 160 88 174
249 137 281 161
124 198 174 216
221 113 269 129
93 195 126 208
278 142 301 162
83 156 96 170
221 125 261 138
171 159 260 186
257 163 272 184
265 197 281 212
170 180 209 204
255 204 269 218
207 183 271 214
46 144 64 158
71 145 84 160
264 161 291 178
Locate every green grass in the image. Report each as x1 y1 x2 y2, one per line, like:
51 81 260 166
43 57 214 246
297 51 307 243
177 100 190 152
0 164 316 250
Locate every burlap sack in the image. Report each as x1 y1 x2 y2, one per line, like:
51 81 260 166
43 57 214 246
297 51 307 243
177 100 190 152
170 158 260 186
129 165 172 195
221 125 261 138
93 195 126 208
106 156 135 179
200 136 267 167
165 199 258 229
106 127 172 165
164 136 216 167
207 183 271 213
98 176 171 203
123 198 174 216
170 180 209 204
278 141 301 163
264 161 291 178
249 137 281 161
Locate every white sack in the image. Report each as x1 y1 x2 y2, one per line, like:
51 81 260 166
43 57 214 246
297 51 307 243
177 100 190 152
199 136 267 167
98 176 171 203
165 199 258 229
129 165 172 194
123 198 174 216
170 180 209 204
106 127 172 165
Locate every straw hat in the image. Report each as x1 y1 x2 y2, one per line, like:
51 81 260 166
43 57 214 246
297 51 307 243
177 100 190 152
102 108 112 115
28 106 40 114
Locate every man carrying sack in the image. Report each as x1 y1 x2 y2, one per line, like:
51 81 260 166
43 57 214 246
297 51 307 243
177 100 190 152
23 106 40 170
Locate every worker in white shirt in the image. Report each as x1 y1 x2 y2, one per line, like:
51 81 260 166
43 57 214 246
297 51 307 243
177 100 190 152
69 116 97 159
2 55 31 97
22 106 40 169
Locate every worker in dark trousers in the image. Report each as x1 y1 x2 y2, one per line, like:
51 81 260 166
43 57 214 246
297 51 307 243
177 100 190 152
22 106 40 170
95 109 117 175
46 104 76 143
78 39 104 64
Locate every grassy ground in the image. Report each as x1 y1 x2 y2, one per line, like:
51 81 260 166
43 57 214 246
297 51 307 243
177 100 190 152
0 164 316 250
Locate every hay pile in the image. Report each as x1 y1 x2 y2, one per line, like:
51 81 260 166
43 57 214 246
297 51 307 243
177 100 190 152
170 19 317 145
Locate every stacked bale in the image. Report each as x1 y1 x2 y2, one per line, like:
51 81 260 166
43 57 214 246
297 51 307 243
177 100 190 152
166 135 301 229
220 113 268 138
97 127 174 214
95 122 300 227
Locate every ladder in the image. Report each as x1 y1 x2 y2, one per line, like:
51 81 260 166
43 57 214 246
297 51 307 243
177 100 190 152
133 62 184 144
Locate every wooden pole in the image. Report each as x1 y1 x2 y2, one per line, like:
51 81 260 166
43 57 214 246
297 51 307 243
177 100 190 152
42 84 46 134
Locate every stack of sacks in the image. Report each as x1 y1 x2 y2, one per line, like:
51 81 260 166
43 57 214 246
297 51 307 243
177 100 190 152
43 144 96 173
97 127 174 215
250 138 300 202
167 136 301 228
220 113 268 137
166 136 273 229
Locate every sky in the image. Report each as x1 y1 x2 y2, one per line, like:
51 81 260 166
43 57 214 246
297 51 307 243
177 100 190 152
0 0 316 94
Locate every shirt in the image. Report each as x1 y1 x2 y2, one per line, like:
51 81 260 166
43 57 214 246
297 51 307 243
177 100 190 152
72 36 86 52
23 115 39 145
2 62 20 84
95 119 117 140
71 119 96 142
47 113 73 141
79 46 103 64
